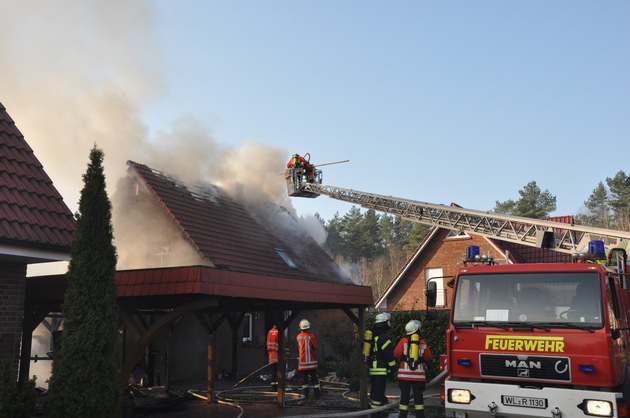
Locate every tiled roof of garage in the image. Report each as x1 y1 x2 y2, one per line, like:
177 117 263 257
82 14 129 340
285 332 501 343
115 266 374 308
0 102 75 253
494 216 575 263
127 161 355 285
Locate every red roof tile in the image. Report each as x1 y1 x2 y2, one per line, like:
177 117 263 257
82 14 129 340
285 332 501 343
115 266 373 307
0 103 75 258
493 215 575 263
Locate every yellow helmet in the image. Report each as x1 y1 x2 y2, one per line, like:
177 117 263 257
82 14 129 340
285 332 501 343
299 319 311 330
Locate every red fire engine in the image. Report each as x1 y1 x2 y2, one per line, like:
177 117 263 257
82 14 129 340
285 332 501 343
431 246 629 418
286 157 630 417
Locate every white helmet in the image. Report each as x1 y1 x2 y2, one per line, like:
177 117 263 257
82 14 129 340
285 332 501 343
375 312 391 325
299 319 311 330
405 320 420 335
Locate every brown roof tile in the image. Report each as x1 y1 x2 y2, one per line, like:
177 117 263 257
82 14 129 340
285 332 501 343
0 102 75 256
127 161 354 285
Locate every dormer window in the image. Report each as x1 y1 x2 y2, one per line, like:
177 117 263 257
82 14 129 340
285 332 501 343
275 248 299 270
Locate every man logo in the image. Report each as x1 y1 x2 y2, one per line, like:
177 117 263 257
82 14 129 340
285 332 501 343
505 360 542 369
518 369 529 377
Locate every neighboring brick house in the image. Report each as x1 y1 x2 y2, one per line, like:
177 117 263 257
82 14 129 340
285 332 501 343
0 103 75 392
376 218 573 311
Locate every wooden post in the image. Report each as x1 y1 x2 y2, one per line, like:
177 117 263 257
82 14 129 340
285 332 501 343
207 329 215 403
277 321 286 407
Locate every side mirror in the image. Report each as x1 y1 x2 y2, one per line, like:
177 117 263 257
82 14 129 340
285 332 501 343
426 281 437 308
612 329 621 340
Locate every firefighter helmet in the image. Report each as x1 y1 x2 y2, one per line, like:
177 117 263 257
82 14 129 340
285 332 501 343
375 312 391 326
299 319 311 330
405 320 420 335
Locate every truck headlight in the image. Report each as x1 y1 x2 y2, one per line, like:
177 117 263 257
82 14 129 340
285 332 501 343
448 389 473 404
581 399 613 417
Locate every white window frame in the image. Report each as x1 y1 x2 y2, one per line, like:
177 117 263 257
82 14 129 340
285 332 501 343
426 268 446 307
242 313 253 344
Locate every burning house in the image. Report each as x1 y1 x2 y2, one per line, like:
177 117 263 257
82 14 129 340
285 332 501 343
3 100 373 403
112 161 374 391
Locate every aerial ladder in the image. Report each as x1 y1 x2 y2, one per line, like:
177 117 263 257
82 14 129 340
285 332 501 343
284 159 630 267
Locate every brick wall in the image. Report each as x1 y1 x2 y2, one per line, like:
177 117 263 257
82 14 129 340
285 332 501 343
387 231 499 311
0 261 27 393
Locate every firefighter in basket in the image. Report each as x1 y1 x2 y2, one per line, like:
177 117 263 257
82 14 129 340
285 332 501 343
394 320 432 418
287 153 316 183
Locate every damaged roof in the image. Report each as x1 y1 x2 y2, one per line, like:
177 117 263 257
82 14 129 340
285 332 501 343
126 160 356 285
0 102 75 262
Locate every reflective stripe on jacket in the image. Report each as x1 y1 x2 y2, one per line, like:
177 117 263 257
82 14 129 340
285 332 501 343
297 330 318 370
393 336 432 381
267 327 290 363
368 333 396 376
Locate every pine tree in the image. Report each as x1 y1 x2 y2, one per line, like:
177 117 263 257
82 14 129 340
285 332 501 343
579 182 611 228
324 212 344 257
359 209 384 260
46 146 120 418
341 206 366 263
493 180 556 218
606 170 630 231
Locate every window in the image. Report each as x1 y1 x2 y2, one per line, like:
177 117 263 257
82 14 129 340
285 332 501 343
446 230 470 240
451 271 603 328
242 313 253 346
426 268 446 307
275 248 299 270
150 241 171 267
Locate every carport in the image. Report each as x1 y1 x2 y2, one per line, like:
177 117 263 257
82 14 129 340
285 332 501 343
22 267 373 408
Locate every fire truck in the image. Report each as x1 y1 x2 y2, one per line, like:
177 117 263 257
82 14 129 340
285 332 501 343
285 159 630 418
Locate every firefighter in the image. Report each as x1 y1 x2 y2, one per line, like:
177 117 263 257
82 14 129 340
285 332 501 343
394 320 432 418
266 325 290 392
287 153 315 183
368 312 397 411
296 319 321 399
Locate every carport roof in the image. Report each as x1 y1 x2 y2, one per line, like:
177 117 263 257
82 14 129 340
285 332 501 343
26 266 374 312
116 266 374 309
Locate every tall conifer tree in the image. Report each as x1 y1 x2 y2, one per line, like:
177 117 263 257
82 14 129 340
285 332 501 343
46 146 120 418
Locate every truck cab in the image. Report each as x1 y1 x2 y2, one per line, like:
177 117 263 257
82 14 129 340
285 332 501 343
442 249 630 417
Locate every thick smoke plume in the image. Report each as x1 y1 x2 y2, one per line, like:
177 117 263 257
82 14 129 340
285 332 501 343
0 1 326 272
3 1 329 386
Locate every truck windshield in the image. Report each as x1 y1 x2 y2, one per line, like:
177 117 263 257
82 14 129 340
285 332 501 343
452 272 603 328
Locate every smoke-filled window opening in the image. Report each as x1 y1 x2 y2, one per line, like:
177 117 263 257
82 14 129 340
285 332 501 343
150 241 171 267
275 248 299 270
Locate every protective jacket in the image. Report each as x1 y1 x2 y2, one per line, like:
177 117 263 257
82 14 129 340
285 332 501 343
297 330 318 370
368 326 397 376
394 335 432 381
287 154 308 168
266 326 290 363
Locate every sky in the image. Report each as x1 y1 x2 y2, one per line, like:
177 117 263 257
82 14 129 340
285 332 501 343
1 1 629 226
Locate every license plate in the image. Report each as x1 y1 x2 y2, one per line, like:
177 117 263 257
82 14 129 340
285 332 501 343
501 395 547 409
